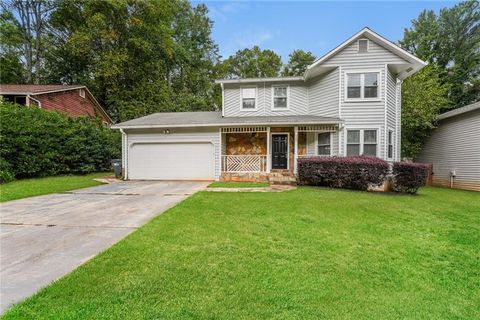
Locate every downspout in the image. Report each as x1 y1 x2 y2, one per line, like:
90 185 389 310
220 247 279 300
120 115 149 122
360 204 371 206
120 129 128 180
27 95 42 107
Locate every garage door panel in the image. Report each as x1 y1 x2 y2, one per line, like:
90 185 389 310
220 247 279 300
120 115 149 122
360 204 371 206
129 142 214 180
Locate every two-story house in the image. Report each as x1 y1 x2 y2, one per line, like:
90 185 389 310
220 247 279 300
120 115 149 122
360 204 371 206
112 28 426 182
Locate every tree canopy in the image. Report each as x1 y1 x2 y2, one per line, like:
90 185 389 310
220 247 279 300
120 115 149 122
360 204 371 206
400 0 480 108
282 49 316 76
221 46 282 79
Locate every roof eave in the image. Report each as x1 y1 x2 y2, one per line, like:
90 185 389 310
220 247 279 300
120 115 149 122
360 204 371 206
111 119 344 130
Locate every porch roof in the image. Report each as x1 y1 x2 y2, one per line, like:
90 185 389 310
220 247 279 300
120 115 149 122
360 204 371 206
112 111 342 129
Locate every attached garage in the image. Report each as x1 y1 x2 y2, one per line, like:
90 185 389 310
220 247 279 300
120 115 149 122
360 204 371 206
128 142 215 180
120 126 221 181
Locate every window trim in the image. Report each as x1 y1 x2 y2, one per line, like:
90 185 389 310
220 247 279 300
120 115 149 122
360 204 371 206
79 88 86 98
387 129 394 159
345 127 379 157
345 70 381 102
358 38 369 53
271 85 290 111
316 132 333 156
239 86 258 111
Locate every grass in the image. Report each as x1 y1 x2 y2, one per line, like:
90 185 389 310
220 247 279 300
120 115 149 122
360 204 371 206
208 181 270 188
0 172 111 202
3 187 480 319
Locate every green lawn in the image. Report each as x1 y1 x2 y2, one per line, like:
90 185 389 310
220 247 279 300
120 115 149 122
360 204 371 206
0 172 111 202
3 187 480 319
208 181 270 188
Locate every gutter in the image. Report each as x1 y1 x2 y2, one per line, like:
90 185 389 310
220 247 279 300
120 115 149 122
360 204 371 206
111 119 344 130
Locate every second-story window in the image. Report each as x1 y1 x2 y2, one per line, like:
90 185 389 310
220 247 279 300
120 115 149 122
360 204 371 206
241 87 256 110
346 72 379 100
272 86 288 109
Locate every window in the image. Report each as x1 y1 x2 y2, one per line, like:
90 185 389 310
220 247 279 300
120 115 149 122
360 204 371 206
346 72 379 100
358 39 369 53
347 130 360 156
363 130 377 156
79 88 86 98
346 129 378 156
272 86 288 109
241 87 256 110
317 132 331 155
388 130 394 159
103 121 109 128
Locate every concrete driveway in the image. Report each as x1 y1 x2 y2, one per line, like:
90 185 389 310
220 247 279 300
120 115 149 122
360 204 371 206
0 180 209 313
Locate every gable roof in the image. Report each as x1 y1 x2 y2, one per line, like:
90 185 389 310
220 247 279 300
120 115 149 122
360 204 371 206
304 27 427 80
437 101 480 121
0 84 84 95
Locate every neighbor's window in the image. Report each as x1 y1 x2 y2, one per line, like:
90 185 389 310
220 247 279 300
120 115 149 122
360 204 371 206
347 130 360 156
241 87 256 109
346 129 377 156
388 130 393 158
273 86 288 109
79 88 86 98
363 130 377 156
346 73 379 99
317 132 331 155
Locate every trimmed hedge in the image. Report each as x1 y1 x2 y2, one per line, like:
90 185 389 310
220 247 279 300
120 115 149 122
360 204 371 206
297 155 389 191
0 102 120 183
392 162 429 194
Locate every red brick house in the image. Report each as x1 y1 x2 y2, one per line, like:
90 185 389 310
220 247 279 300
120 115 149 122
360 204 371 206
0 84 112 125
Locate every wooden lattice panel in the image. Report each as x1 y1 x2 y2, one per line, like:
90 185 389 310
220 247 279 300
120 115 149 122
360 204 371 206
222 155 267 172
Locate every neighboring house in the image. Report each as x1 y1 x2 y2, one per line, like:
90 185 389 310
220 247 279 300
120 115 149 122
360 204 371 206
112 27 426 182
418 101 480 192
0 84 112 125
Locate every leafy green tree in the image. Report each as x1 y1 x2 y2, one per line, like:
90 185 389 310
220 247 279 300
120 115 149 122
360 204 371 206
401 65 450 158
400 0 480 107
0 7 25 83
45 0 220 122
282 49 316 76
222 46 282 79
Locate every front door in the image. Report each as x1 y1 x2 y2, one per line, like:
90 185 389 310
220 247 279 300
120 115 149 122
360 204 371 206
272 134 288 169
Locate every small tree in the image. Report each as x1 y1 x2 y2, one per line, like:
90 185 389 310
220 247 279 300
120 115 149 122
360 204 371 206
401 64 449 159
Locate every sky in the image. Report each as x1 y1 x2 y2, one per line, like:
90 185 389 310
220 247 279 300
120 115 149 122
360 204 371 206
193 1 460 62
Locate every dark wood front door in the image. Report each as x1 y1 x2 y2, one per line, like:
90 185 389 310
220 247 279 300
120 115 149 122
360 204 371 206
272 134 288 169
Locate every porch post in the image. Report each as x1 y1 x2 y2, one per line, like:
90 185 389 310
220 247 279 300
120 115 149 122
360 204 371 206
266 127 271 172
294 126 298 175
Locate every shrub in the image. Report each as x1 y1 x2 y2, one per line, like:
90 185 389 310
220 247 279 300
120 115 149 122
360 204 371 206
297 155 389 191
0 102 120 182
0 157 14 183
392 162 429 194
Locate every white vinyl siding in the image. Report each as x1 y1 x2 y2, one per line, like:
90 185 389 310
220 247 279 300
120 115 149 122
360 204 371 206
223 83 307 117
307 68 339 117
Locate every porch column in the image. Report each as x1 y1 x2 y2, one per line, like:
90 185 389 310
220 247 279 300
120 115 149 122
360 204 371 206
266 127 271 172
294 126 298 175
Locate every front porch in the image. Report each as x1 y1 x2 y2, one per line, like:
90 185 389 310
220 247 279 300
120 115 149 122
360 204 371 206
219 125 339 184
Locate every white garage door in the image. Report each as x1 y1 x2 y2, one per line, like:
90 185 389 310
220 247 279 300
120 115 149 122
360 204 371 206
128 142 215 180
